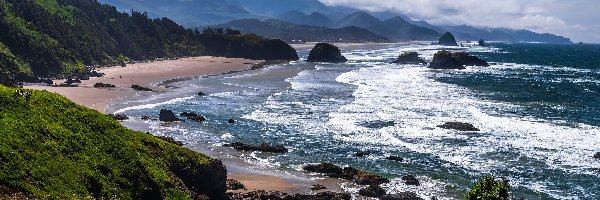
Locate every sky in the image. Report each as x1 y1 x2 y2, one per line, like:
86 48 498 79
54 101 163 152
320 0 599 43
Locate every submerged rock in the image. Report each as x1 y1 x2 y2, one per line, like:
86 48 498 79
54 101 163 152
224 142 288 153
108 114 128 121
93 83 116 88
355 151 371 157
437 32 458 46
429 50 489 69
385 155 404 162
394 52 427 65
226 179 246 190
307 43 348 63
180 112 206 122
228 118 236 124
594 152 600 159
437 122 480 131
353 171 390 185
381 192 424 200
159 109 180 122
131 85 152 91
197 92 206 96
359 185 386 198
401 175 420 186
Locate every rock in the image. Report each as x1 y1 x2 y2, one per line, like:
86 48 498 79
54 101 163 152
437 122 480 131
303 163 344 176
594 152 600 159
402 175 420 186
180 112 206 122
381 192 424 200
93 83 116 88
228 118 236 124
226 179 246 190
131 85 152 91
307 43 348 63
64 78 81 85
311 184 327 190
293 191 351 200
353 171 390 185
141 116 151 120
157 136 184 146
385 155 404 162
429 50 489 69
159 109 180 122
226 190 351 200
41 79 53 85
355 151 371 157
394 52 427 65
224 142 288 153
108 114 128 121
197 92 206 96
478 39 486 47
358 185 386 198
437 32 458 46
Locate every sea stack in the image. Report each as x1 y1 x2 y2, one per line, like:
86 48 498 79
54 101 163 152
307 43 348 63
437 32 458 46
394 52 427 65
429 50 489 69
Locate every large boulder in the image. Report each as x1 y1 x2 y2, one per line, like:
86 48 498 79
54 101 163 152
394 52 427 65
159 109 180 122
437 32 458 46
307 43 348 63
429 50 489 69
594 152 600 159
401 175 420 186
381 192 424 200
437 122 480 131
358 185 386 198
303 163 389 185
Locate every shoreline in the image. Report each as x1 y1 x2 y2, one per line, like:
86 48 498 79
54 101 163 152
24 56 342 195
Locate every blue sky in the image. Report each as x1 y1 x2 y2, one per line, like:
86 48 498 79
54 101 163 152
321 0 598 43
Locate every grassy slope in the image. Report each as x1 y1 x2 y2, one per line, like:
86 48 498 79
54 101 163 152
0 85 226 199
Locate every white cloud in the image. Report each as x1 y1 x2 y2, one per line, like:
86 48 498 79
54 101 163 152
320 0 599 43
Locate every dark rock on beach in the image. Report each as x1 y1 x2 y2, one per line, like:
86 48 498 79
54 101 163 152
311 184 327 191
303 163 389 185
131 85 152 91
226 179 246 190
159 109 180 122
429 50 489 69
353 171 390 185
224 142 288 153
437 122 480 131
381 192 424 200
227 190 351 200
394 52 427 65
359 185 386 198
402 175 420 186
108 114 128 121
436 32 458 46
307 43 348 63
385 155 404 162
93 83 116 88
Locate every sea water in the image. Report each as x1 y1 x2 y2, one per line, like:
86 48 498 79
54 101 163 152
113 43 600 199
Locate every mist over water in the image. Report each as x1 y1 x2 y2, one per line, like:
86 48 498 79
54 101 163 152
115 43 600 199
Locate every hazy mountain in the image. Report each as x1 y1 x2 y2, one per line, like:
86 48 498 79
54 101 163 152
227 0 356 17
278 11 334 27
208 19 389 43
333 12 440 41
336 11 381 28
439 25 572 43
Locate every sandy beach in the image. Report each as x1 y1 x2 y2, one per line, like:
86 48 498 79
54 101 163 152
24 56 341 195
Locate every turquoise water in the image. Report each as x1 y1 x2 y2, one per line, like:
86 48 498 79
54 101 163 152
114 43 600 199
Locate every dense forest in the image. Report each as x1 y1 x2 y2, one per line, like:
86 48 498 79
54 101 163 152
0 0 297 82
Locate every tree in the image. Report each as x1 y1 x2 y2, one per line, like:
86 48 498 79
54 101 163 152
466 176 510 200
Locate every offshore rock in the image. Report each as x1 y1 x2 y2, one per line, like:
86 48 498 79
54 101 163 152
307 43 348 63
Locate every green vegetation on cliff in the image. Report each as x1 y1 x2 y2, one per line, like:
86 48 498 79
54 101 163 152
0 85 227 199
466 176 510 200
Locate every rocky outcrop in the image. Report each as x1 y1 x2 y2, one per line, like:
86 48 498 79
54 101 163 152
226 179 246 190
478 39 486 47
437 32 458 46
381 192 424 200
131 85 152 91
359 185 386 198
311 184 327 190
227 190 351 200
401 175 420 186
385 155 404 162
159 109 180 122
180 112 206 122
307 43 348 63
224 142 288 153
437 122 480 131
428 50 489 69
169 157 228 199
394 52 427 65
594 152 600 159
108 114 128 121
157 136 184 146
93 83 116 88
302 163 390 185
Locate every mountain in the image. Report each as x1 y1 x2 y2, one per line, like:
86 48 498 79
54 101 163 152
278 11 334 27
208 19 389 43
0 0 297 82
334 12 440 41
439 25 572 44
227 0 357 17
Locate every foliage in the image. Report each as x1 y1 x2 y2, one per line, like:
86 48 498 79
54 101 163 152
466 176 510 200
0 85 225 199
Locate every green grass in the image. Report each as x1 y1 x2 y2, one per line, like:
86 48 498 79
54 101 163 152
466 176 510 200
0 85 223 199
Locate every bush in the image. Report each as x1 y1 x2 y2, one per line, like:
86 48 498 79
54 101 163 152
466 176 510 200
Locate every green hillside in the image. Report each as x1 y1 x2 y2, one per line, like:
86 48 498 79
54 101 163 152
0 85 227 199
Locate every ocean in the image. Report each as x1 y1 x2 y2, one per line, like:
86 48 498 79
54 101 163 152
111 43 600 199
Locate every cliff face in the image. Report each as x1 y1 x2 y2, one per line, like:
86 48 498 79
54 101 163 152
0 85 227 199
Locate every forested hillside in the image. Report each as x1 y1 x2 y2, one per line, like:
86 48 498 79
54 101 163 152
0 0 297 82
